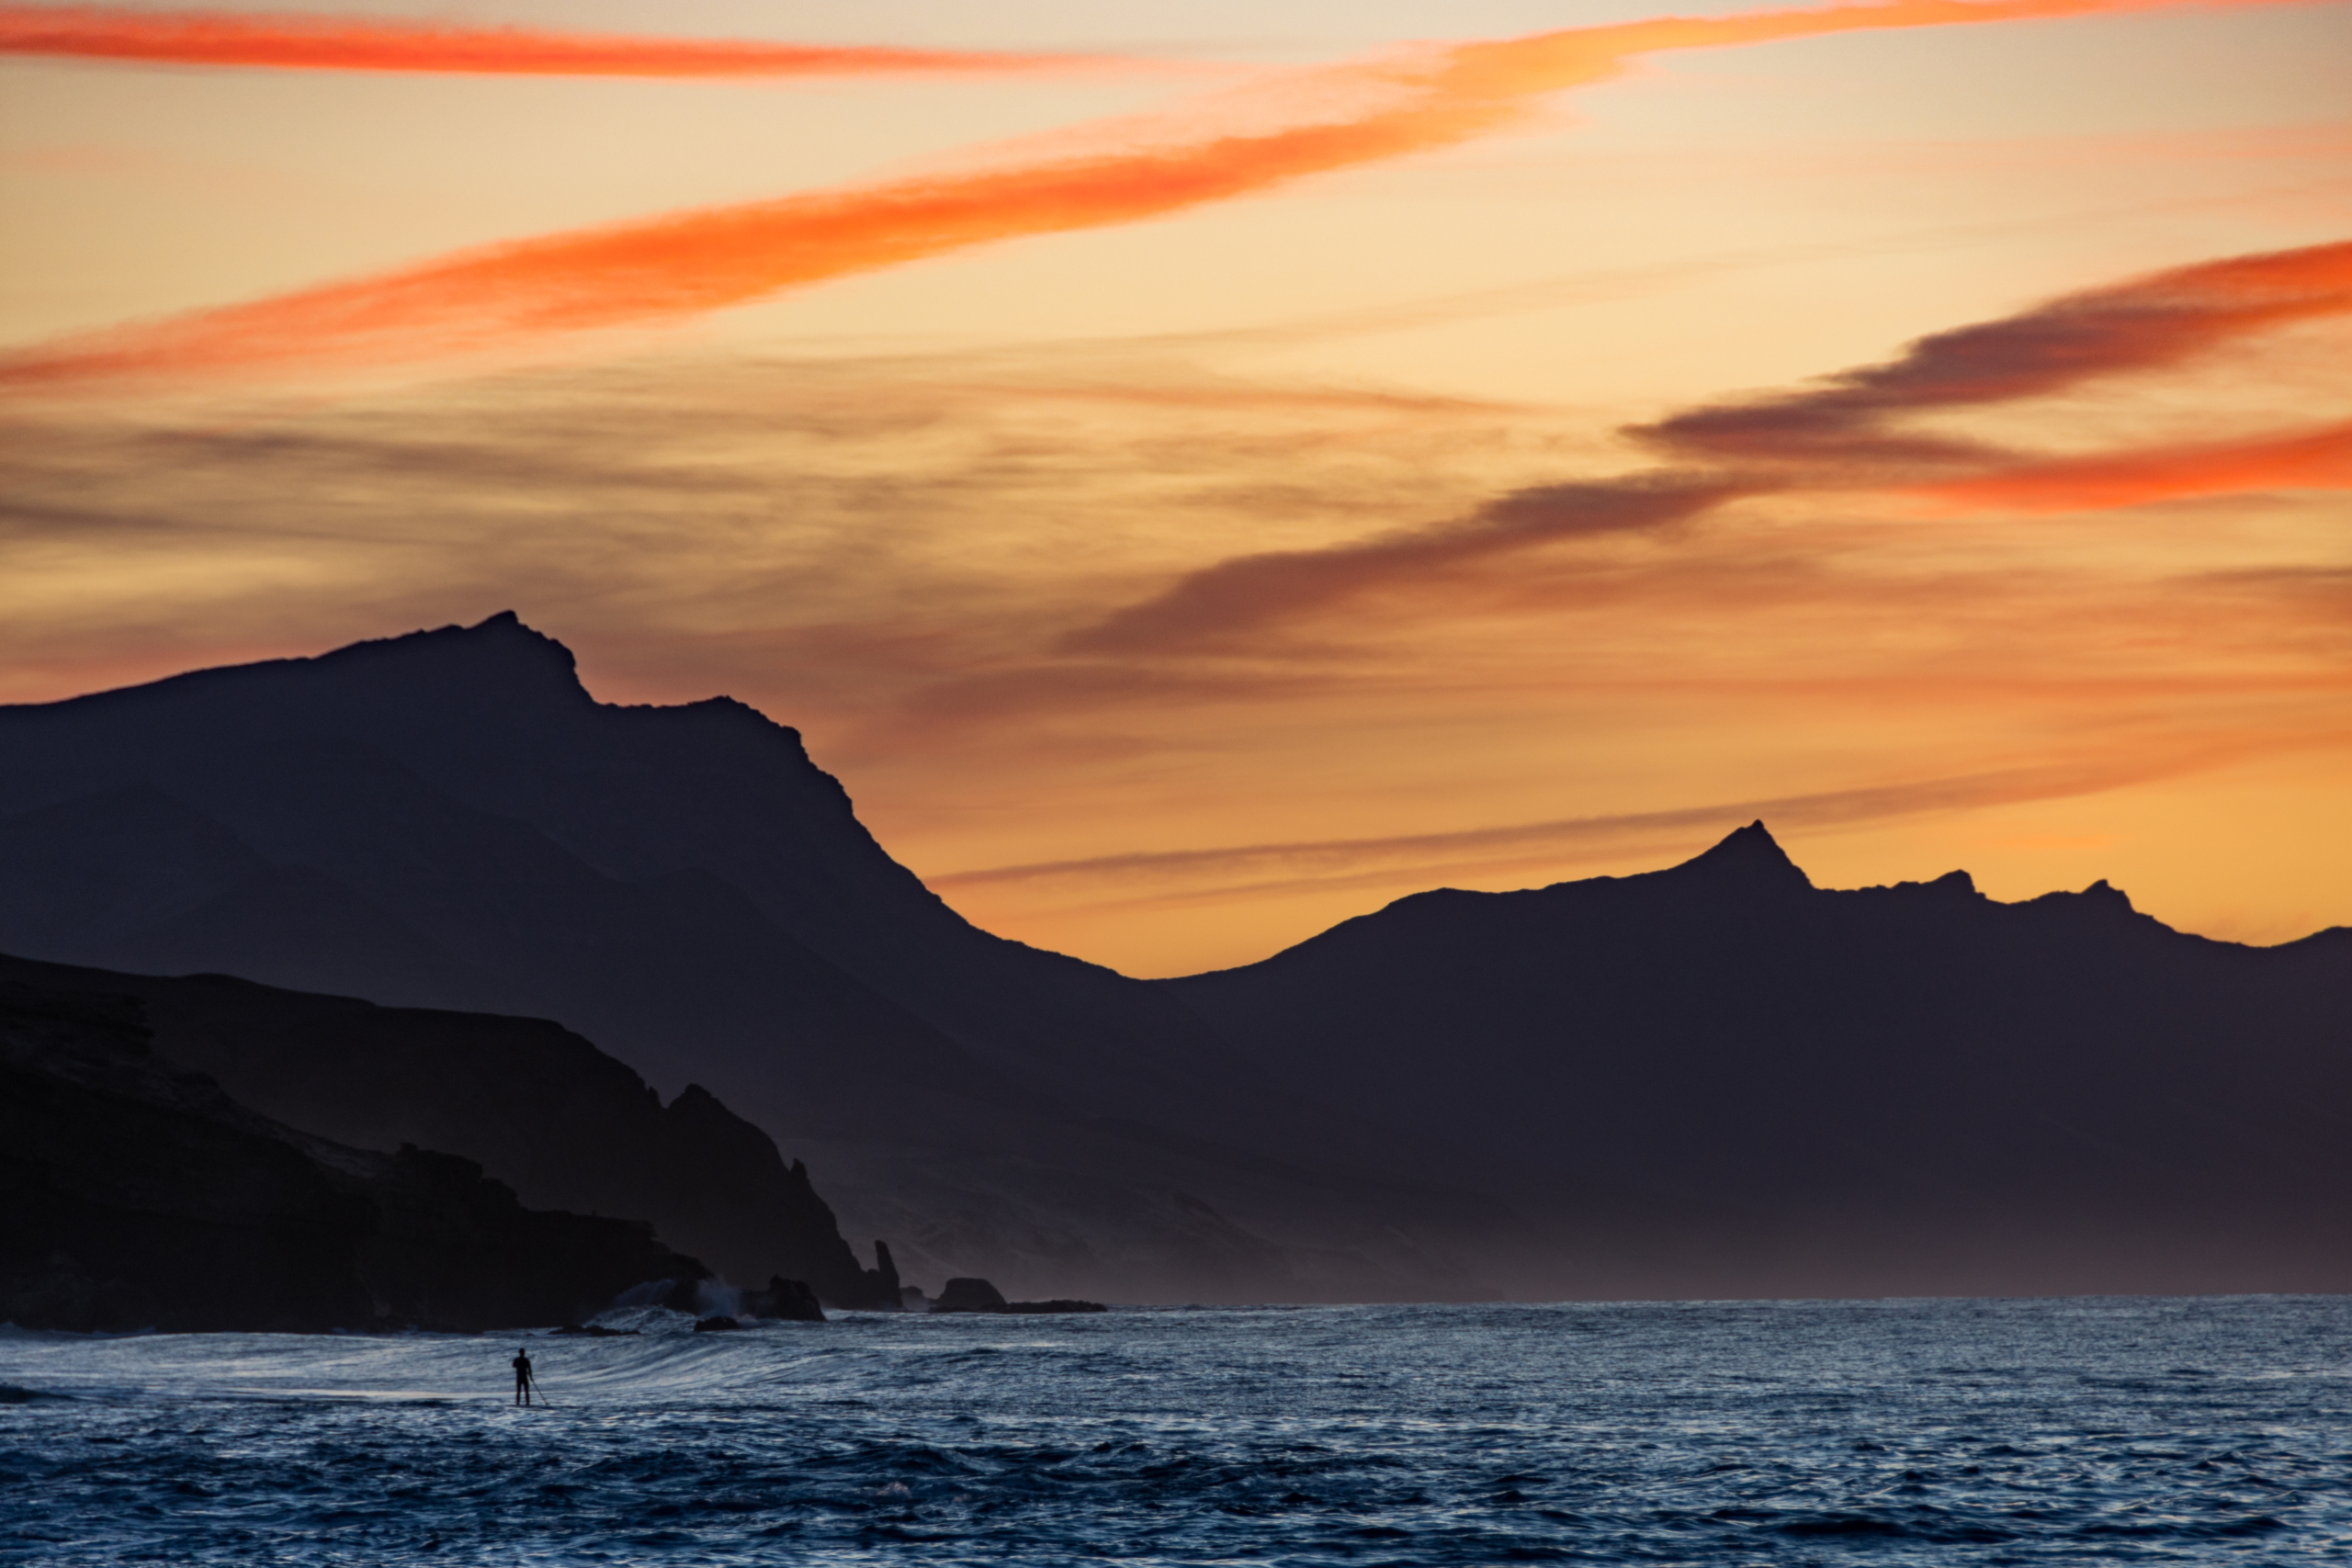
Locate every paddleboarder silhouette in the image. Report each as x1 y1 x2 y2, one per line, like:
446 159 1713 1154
512 1347 536 1406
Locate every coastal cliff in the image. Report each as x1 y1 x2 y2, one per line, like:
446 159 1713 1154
0 953 903 1311
0 976 709 1333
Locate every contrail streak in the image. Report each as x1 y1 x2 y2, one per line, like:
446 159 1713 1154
0 0 2283 390
0 4 1131 77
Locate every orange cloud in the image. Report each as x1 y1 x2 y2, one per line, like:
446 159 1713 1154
1645 239 2352 467
1061 237 2352 654
0 0 2281 390
1923 416 2352 512
0 4 1125 77
1065 478 1749 655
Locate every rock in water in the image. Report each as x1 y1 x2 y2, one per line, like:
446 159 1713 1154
933 1277 1008 1313
930 1278 1103 1314
747 1275 824 1323
1000 1300 1108 1314
865 1239 902 1307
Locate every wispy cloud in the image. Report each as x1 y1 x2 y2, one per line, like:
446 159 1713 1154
0 342 1533 705
1063 238 2352 655
0 5 1136 77
1643 238 2352 468
1063 477 1750 655
0 0 2270 389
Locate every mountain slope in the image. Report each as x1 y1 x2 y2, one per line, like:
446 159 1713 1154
0 615 1509 1303
1165 823 2352 1299
16 615 2340 1303
0 615 1274 1135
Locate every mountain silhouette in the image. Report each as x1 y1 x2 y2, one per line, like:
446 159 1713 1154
6 614 2345 1301
1166 821 2352 1298
0 614 1508 1303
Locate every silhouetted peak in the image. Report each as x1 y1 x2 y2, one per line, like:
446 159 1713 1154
1885 868 1979 899
1668 819 1814 891
444 610 578 674
311 610 587 704
2080 878 2135 912
2021 877 2141 920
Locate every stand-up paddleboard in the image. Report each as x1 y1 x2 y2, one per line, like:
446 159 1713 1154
510 1347 549 1408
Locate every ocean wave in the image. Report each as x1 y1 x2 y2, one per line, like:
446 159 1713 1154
1 1297 2346 1564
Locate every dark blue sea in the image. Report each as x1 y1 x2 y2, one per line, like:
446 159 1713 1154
4 1296 2348 1564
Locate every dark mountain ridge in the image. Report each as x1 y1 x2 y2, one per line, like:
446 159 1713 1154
0 615 1264 1132
1166 823 2352 1299
6 616 2344 1302
0 615 1510 1303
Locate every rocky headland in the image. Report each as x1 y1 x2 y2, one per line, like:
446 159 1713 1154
0 953 901 1311
0 974 711 1333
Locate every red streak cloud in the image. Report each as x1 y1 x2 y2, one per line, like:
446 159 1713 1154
0 5 1117 77
1925 417 2352 511
0 0 2284 390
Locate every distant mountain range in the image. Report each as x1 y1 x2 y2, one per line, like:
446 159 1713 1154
1171 824 2352 1299
3 613 2345 1302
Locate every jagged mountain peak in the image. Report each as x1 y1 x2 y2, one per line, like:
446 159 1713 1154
310 615 813 751
446 608 571 666
1665 818 1815 890
313 609 583 696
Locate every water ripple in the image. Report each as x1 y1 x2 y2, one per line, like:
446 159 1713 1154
1 1296 2347 1563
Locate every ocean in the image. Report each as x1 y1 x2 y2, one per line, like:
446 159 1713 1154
3 1295 2346 1563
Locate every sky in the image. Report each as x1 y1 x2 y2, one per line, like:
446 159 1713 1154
1 0 2346 976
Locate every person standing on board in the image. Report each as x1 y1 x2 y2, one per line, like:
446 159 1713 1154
512 1347 535 1406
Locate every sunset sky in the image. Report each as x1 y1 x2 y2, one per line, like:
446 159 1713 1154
2 0 2346 976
